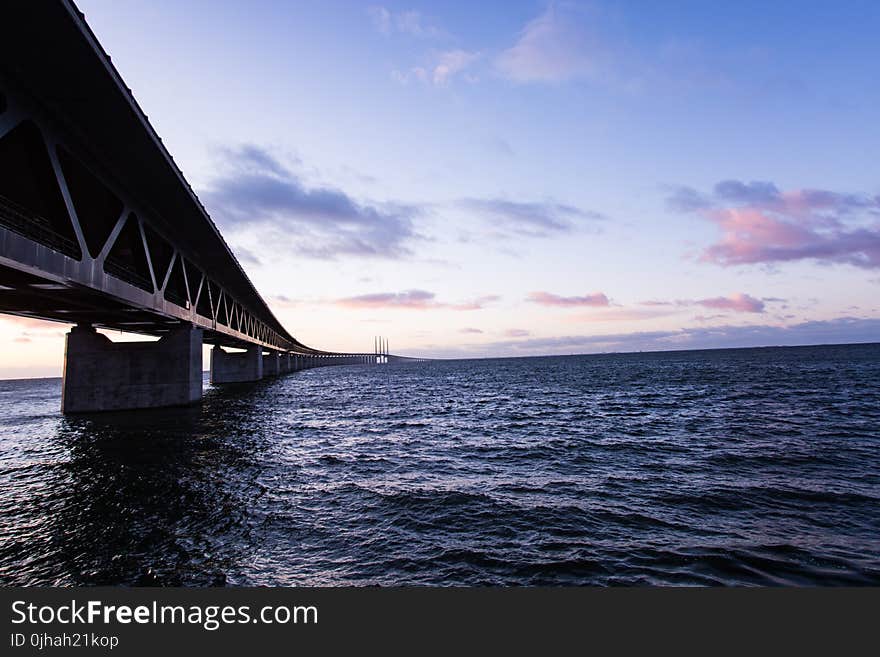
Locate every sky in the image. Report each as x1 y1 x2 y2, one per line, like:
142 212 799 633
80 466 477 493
2 0 880 377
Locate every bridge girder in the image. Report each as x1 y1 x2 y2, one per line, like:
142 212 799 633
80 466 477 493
0 3 371 359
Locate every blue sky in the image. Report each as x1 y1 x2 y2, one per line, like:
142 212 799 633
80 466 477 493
2 0 879 375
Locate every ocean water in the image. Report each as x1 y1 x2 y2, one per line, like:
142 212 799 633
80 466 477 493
0 343 878 586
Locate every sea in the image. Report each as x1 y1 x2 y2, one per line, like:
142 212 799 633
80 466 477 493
1 343 878 586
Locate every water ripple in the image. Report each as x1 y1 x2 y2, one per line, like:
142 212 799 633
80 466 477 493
1 343 879 586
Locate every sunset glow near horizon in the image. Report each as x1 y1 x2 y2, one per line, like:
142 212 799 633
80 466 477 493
2 0 879 378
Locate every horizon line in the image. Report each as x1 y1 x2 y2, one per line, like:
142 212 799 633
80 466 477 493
1 339 877 382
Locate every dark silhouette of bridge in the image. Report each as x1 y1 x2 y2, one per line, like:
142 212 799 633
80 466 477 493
0 2 404 412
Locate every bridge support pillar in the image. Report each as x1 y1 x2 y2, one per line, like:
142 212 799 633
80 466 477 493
263 350 280 376
280 353 291 374
61 324 202 413
210 345 263 384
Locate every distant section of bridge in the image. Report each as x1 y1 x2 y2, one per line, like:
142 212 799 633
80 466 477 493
0 2 407 412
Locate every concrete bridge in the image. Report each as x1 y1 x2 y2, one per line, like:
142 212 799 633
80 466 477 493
0 2 404 412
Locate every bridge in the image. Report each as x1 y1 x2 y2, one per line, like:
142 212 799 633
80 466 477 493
0 2 402 413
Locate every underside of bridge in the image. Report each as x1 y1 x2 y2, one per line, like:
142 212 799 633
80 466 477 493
0 1 398 413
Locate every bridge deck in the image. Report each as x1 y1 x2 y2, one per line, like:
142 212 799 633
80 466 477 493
0 1 371 358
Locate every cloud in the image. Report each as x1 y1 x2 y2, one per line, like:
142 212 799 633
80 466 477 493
525 290 765 317
496 4 607 83
232 245 262 267
337 290 435 310
371 7 475 85
459 327 484 334
368 6 392 34
674 180 877 217
202 145 421 260
395 49 482 86
369 7 446 39
268 294 306 309
713 180 782 206
527 291 764 319
639 292 768 314
432 49 482 85
668 180 880 269
385 3 622 88
504 329 531 337
0 316 70 342
334 290 498 311
527 291 610 307
223 143 296 178
665 185 712 213
397 10 446 39
205 150 598 259
423 317 880 358
459 198 604 237
702 209 880 269
696 293 765 313
0 316 69 347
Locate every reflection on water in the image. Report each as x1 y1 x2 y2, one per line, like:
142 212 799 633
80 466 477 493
0 380 277 585
1 344 879 586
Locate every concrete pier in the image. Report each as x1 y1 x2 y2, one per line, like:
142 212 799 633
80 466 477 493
263 350 280 376
62 324 202 413
210 345 263 384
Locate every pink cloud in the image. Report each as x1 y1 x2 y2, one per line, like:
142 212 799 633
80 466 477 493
527 291 610 307
459 327 484 334
700 207 880 268
711 180 877 218
335 290 437 310
335 290 498 311
495 5 604 84
696 292 765 313
504 328 530 337
640 293 777 315
671 180 880 269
